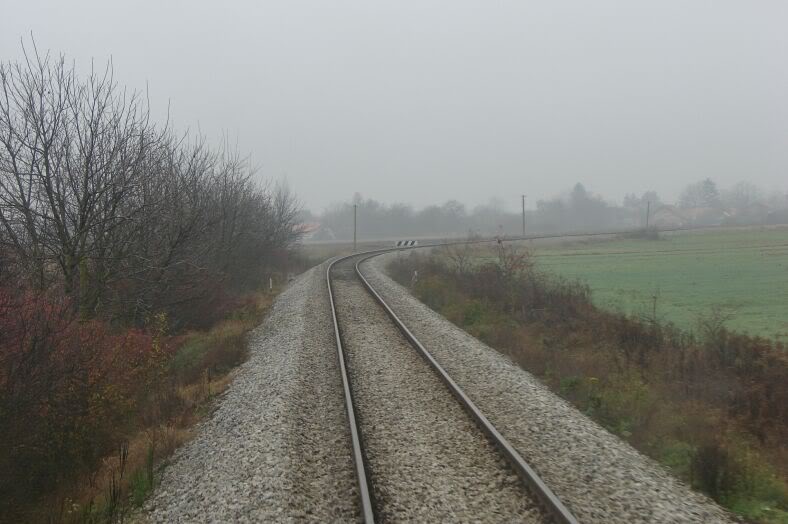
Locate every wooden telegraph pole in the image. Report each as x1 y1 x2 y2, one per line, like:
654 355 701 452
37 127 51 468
521 194 526 237
353 203 357 252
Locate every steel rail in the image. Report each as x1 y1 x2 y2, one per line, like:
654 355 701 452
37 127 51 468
327 225 725 520
326 255 377 523
353 252 580 524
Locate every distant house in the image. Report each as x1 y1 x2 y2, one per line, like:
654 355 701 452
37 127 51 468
680 207 726 227
296 222 337 242
295 222 321 236
651 205 686 228
654 202 785 228
651 205 727 228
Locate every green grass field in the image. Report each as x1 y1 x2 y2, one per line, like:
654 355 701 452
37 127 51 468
530 227 788 341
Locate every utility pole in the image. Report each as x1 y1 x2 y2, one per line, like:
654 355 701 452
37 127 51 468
353 203 357 252
521 194 526 237
645 200 651 229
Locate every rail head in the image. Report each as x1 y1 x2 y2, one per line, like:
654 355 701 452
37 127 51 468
326 255 376 523
353 252 580 524
326 246 431 521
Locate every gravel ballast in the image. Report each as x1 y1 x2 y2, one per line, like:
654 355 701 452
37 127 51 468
145 265 358 522
365 252 736 524
141 250 737 523
331 257 547 522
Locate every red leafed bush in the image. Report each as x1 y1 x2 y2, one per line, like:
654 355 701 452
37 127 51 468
0 285 162 516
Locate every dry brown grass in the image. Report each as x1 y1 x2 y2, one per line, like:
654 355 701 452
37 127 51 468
53 367 240 523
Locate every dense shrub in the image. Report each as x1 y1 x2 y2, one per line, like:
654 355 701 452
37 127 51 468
0 278 281 521
391 248 788 522
0 287 161 516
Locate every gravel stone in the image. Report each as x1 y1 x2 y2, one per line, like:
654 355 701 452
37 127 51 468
331 257 546 522
140 250 737 523
144 265 358 523
366 252 737 523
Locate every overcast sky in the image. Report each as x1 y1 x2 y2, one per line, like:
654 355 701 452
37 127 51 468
2 1 786 212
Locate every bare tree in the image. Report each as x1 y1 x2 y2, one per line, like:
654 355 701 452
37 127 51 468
496 243 533 280
679 178 721 209
443 241 473 275
1 40 302 325
0 42 162 314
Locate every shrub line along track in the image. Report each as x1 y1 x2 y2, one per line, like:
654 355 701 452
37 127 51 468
326 244 579 523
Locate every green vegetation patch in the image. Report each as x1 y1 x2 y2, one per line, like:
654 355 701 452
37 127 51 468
532 228 788 341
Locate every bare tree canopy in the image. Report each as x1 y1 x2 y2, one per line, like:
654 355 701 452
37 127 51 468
0 40 301 324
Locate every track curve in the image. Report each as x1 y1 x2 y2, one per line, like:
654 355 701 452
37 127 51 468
327 247 579 523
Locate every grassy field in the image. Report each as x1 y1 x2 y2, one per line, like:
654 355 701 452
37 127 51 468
527 227 788 341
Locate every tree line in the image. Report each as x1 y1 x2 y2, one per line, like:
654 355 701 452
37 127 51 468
0 42 302 518
311 180 787 241
0 43 300 326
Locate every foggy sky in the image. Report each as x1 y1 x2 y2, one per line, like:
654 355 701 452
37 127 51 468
2 1 787 212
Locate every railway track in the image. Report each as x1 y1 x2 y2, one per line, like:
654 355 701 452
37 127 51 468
327 249 579 523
